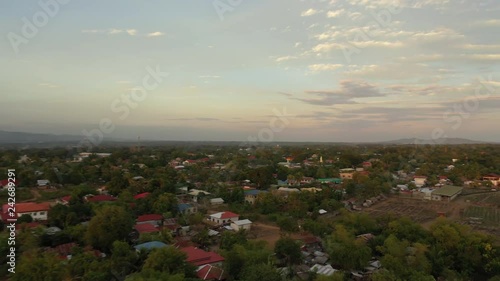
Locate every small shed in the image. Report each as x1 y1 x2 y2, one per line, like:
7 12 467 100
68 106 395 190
230 219 252 231
210 198 224 205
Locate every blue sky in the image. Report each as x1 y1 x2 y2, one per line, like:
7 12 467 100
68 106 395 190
1 0 499 142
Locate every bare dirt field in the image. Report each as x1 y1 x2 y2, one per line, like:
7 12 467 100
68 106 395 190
363 196 457 224
362 194 500 236
248 222 306 248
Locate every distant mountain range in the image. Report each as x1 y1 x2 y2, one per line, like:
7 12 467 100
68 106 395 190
0 130 496 146
379 138 494 145
0 130 84 144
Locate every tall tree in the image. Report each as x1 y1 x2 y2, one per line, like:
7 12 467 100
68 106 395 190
85 205 134 252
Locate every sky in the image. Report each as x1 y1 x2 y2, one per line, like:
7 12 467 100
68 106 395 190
1 0 499 143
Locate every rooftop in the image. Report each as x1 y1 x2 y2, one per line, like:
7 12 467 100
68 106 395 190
134 241 168 251
85 194 117 203
3 202 50 214
135 223 159 234
197 264 225 280
232 219 252 226
180 246 225 266
178 203 193 212
134 192 151 200
137 214 163 222
244 189 267 196
431 185 463 197
209 211 239 219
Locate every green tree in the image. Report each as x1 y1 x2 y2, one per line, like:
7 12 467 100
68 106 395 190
277 216 299 233
152 193 178 217
275 237 303 265
326 225 372 270
17 214 33 224
13 251 67 281
220 230 248 250
142 247 196 277
240 264 282 281
68 251 111 281
222 241 273 281
85 205 134 252
109 241 138 278
125 269 186 281
48 204 70 228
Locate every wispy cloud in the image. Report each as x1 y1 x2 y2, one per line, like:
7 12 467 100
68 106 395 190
301 8 320 17
146 31 165 37
82 28 138 36
327 9 344 18
126 29 137 36
275 56 297 62
308 64 343 72
474 19 500 27
293 80 385 106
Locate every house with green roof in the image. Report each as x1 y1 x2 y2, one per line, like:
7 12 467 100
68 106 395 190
431 185 463 202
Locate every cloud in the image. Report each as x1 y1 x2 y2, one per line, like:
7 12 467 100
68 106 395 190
126 29 137 36
275 56 297 62
108 28 124 34
312 42 344 53
199 75 220 78
301 8 320 17
308 64 343 72
293 80 385 106
82 28 137 36
327 9 345 18
474 19 500 27
411 28 464 42
146 32 165 37
81 29 102 33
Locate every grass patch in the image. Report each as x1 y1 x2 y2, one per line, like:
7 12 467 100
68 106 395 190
463 206 500 226
36 188 73 202
0 188 33 202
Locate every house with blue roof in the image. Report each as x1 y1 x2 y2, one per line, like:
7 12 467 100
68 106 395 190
178 203 197 215
134 241 168 252
244 189 268 204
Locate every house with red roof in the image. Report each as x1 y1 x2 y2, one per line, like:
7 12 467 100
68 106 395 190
84 194 117 203
208 211 239 225
57 195 72 205
137 214 163 227
135 223 159 234
180 246 225 267
134 192 151 200
483 174 500 186
0 179 17 190
2 202 51 222
362 161 372 169
197 264 226 280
